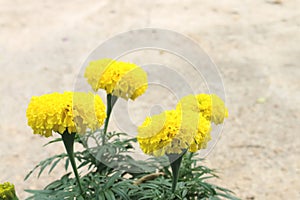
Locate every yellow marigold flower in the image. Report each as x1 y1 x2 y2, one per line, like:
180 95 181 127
84 59 111 91
137 110 182 156
137 109 211 156
138 93 228 156
26 92 106 137
0 182 18 200
84 58 148 100
188 114 212 152
176 94 228 125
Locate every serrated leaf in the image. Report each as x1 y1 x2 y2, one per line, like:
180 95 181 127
208 196 221 200
97 191 105 200
104 171 122 189
48 158 61 174
38 161 50 178
43 138 62 147
77 160 90 169
104 190 115 200
111 188 130 200
45 180 62 190
25 189 54 195
24 169 34 181
182 189 188 197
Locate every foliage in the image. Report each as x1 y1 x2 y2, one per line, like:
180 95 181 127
25 131 239 200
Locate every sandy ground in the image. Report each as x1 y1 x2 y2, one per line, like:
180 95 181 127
1 0 300 199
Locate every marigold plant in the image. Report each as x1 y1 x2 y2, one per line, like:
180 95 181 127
26 91 106 197
137 93 228 192
84 58 148 144
24 59 238 200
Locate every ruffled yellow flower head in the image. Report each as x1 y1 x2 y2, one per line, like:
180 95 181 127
84 58 148 100
26 92 106 137
137 110 181 156
137 109 211 156
175 94 228 152
0 182 17 200
137 93 228 156
176 94 228 125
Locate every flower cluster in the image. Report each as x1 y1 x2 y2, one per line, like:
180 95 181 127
137 94 228 156
26 92 106 137
24 56 233 198
0 182 18 200
84 59 148 100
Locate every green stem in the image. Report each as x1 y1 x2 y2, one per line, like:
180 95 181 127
102 94 118 145
168 152 185 193
61 132 84 196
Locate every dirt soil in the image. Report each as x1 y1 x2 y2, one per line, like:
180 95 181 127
0 0 299 199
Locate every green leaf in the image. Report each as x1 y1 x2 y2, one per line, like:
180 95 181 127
111 188 130 200
24 169 34 181
208 196 221 200
43 138 62 146
25 189 54 195
141 183 160 189
37 160 50 178
104 171 122 189
104 190 116 200
44 180 62 190
182 189 188 197
48 158 61 174
215 192 241 200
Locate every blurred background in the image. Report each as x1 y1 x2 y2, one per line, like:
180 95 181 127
0 0 299 199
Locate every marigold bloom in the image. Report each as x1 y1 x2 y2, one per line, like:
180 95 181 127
137 109 211 156
176 94 228 125
0 182 18 200
26 92 106 137
188 114 212 152
84 59 148 100
138 93 228 156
